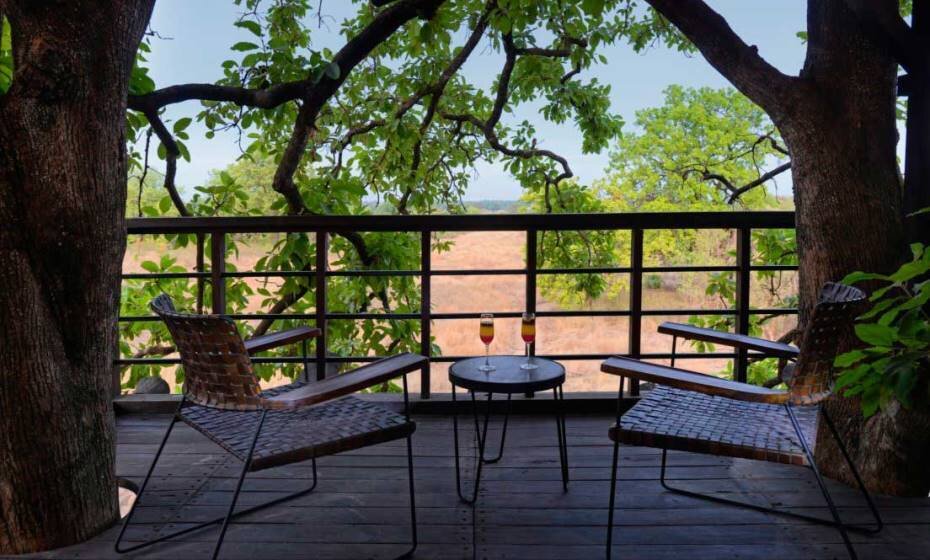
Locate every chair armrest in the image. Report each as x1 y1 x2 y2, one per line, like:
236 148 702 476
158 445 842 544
244 326 321 355
658 322 799 360
601 356 788 404
262 353 428 409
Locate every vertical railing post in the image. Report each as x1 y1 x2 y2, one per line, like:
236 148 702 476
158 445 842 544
734 227 752 383
420 230 431 399
315 231 328 381
628 228 643 397
525 229 538 398
196 233 206 314
210 232 226 314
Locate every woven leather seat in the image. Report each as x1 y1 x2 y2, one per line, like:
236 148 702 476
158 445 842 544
180 393 415 471
610 385 818 466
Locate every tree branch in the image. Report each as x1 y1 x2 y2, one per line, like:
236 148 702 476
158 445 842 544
702 161 792 204
143 110 191 216
271 0 447 216
644 0 800 117
128 81 306 113
438 33 576 193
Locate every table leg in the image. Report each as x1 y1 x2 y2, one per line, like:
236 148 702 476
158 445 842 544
481 393 511 464
554 385 569 491
453 385 491 504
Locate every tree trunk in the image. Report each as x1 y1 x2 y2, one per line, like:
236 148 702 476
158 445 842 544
775 0 930 496
0 1 154 553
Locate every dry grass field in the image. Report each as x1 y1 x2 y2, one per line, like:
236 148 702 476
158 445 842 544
123 230 796 394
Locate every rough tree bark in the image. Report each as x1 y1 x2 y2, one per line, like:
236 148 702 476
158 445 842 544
786 0 930 497
647 0 930 496
0 0 155 553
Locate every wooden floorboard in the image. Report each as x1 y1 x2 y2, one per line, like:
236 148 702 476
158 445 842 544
9 411 930 560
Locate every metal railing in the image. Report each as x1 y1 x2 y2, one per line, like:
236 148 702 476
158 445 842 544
119 211 797 398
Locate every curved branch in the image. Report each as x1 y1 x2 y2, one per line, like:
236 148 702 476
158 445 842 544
129 81 306 113
701 161 792 204
438 32 576 193
144 111 191 216
271 0 447 215
644 0 800 118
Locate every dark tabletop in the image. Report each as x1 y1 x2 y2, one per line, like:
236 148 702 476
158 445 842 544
449 356 565 393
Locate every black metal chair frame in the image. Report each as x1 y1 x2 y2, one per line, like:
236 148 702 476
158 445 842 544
605 300 884 560
114 297 419 560
115 375 417 560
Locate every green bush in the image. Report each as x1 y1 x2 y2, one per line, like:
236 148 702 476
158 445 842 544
835 243 930 417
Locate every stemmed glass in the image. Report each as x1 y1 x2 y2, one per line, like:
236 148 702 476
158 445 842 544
520 312 538 370
479 313 496 372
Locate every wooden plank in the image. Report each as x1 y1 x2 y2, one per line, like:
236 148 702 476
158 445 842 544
657 321 799 359
244 326 320 354
29 411 930 560
263 353 427 408
601 356 789 403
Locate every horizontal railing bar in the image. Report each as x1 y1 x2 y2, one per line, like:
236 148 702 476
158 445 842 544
118 350 776 367
431 352 755 362
749 264 798 271
223 271 313 278
122 272 211 280
642 265 738 273
126 211 794 234
119 264 799 282
536 267 632 275
118 307 797 323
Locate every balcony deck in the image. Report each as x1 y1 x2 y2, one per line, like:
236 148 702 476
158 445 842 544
22 408 930 560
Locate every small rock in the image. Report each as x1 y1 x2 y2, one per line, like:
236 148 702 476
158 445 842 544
134 376 170 395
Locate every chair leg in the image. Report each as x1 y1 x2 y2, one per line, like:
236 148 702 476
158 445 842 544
820 408 883 533
658 430 881 535
114 409 180 554
115 410 321 557
393 433 418 560
211 410 267 560
786 405 857 560
605 437 621 560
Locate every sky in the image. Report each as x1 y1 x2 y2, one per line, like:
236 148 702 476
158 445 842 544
145 0 809 200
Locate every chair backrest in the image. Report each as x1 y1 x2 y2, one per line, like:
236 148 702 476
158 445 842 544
151 294 263 410
787 282 867 405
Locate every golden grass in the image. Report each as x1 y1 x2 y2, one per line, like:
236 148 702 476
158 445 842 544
123 231 796 394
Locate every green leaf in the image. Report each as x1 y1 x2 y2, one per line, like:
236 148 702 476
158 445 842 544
854 323 897 347
140 260 160 273
834 350 867 368
231 41 260 52
173 117 192 134
842 271 890 285
235 20 263 37
324 62 341 80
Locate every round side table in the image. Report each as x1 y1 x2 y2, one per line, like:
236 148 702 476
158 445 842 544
449 355 569 504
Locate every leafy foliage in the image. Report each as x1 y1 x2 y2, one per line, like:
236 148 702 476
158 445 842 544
121 1 696 389
0 16 11 94
835 243 930 417
595 86 796 384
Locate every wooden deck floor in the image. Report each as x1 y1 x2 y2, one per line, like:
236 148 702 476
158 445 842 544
15 410 930 560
